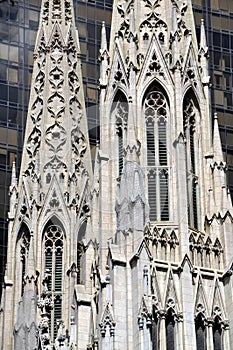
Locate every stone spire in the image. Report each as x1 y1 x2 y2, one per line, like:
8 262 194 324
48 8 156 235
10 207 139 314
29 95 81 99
213 113 225 165
199 19 208 53
125 3 140 162
99 21 109 88
199 19 209 83
210 113 232 213
1 1 93 349
19 0 92 198
9 161 17 219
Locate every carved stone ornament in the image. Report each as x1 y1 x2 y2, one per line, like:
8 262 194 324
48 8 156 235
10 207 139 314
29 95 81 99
25 32 46 177
99 303 116 337
146 52 164 77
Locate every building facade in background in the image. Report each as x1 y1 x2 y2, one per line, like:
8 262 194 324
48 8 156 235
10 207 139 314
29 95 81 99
0 0 233 349
192 0 233 196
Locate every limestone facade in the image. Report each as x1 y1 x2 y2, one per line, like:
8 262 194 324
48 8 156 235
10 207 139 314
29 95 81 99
0 0 233 349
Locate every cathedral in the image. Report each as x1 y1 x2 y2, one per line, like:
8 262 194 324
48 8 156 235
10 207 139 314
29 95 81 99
1 0 233 349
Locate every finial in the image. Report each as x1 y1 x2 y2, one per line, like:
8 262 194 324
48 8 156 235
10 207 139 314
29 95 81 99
129 4 136 36
213 112 224 165
200 19 207 50
101 21 107 52
10 161 17 188
172 3 178 34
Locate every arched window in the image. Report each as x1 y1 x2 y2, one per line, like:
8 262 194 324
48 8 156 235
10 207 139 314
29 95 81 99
151 308 158 350
213 317 223 350
166 310 175 350
77 221 87 284
213 306 223 350
195 314 206 350
112 91 128 177
144 88 169 221
44 223 64 341
17 224 31 297
183 95 199 229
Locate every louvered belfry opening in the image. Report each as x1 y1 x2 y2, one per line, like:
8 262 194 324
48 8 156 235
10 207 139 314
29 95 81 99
44 224 64 341
145 87 169 221
183 94 199 230
113 91 128 177
17 223 31 297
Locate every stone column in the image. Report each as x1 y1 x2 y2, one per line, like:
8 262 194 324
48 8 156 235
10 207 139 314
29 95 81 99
175 315 183 350
223 323 230 350
159 312 166 350
206 318 214 350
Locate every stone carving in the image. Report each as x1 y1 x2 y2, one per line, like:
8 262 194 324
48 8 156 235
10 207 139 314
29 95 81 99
25 34 46 177
38 272 54 349
145 90 167 120
183 97 196 131
189 233 223 268
184 58 197 86
43 27 68 174
139 0 167 43
140 11 167 33
18 197 30 222
52 0 62 22
138 297 151 329
112 62 127 89
146 52 164 76
64 0 72 24
44 189 63 216
145 225 179 253
67 29 88 177
42 0 49 24
99 303 115 337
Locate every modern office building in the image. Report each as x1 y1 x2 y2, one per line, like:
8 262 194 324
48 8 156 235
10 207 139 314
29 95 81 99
1 0 233 348
0 0 233 304
192 0 233 195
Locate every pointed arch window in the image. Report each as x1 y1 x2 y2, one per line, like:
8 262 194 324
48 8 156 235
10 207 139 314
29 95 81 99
183 96 199 229
166 310 175 350
17 224 31 297
112 91 128 177
44 224 64 341
145 89 169 221
151 308 158 350
195 313 207 350
77 221 87 284
212 308 223 350
213 319 222 350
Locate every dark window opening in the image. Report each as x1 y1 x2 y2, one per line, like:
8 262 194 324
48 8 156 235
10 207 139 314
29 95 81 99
166 312 175 350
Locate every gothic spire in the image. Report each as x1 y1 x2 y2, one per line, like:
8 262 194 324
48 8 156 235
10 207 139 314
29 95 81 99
19 0 92 201
213 113 225 165
10 161 17 190
198 19 209 83
200 19 208 52
99 21 109 88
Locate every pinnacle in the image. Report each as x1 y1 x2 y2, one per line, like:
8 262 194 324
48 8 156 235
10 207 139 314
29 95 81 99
213 112 224 163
